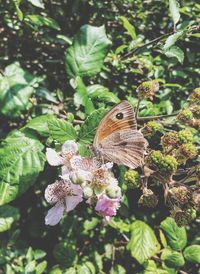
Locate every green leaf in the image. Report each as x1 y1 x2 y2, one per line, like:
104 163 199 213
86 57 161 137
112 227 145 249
120 16 137 40
36 261 47 274
26 15 60 30
160 217 187 251
73 77 95 115
169 0 180 27
0 62 42 118
183 245 200 264
78 108 107 144
163 31 183 50
53 242 77 267
0 130 45 205
0 205 20 232
127 220 160 264
143 260 169 274
110 264 126 274
34 249 47 260
24 114 54 137
65 25 111 78
27 0 45 9
77 261 95 274
165 46 184 64
48 117 77 144
161 248 185 268
13 0 23 21
87 85 120 104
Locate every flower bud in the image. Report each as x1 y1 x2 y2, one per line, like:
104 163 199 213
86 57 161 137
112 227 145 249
137 80 159 100
178 130 193 144
138 189 158 208
83 186 93 199
69 170 86 185
177 109 193 123
124 170 140 188
106 185 121 199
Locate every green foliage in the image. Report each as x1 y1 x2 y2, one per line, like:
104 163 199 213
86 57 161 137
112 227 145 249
0 205 19 232
0 0 199 273
127 220 160 264
0 130 45 205
160 217 187 250
0 62 43 118
65 25 111 78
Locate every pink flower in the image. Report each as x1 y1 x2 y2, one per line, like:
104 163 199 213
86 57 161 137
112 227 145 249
44 180 83 226
95 194 121 224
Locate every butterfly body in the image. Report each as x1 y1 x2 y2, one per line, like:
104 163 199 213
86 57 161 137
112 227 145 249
93 101 147 169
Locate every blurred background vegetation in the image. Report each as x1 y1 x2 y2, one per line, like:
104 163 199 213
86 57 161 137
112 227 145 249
0 0 199 273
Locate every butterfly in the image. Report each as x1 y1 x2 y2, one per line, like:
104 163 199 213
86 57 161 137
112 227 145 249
93 100 147 169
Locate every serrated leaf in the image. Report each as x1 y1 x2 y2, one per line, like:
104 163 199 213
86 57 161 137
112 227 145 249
160 217 187 251
0 131 45 205
53 242 77 267
163 31 183 50
48 117 77 144
65 25 111 78
0 62 42 118
26 15 60 30
165 46 184 64
24 114 54 137
161 248 185 268
183 245 200 264
0 205 20 232
169 0 180 27
78 108 107 144
143 260 169 274
120 16 136 40
34 249 47 260
36 261 47 274
87 84 120 104
127 220 160 264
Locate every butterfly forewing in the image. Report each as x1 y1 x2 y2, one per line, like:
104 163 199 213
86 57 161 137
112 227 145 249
93 101 137 146
93 101 147 169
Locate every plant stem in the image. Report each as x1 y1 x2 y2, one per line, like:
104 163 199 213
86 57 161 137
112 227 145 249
137 112 178 121
120 32 174 60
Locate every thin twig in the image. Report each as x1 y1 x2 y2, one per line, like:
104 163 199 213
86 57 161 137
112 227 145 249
120 32 174 59
137 112 178 121
135 99 141 118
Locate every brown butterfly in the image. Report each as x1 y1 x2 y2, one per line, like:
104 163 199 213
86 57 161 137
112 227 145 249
93 100 147 169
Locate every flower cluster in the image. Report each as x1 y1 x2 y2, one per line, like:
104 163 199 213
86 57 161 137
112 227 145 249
137 80 159 100
44 141 122 225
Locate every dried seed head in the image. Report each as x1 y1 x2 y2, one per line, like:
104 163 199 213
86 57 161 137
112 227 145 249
138 189 158 208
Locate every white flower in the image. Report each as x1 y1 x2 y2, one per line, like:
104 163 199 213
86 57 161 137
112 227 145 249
45 180 83 226
46 140 78 167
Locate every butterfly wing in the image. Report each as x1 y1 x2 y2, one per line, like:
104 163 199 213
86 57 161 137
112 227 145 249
98 129 147 169
93 101 137 146
93 101 147 169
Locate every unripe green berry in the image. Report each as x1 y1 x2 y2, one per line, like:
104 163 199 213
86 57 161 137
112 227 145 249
177 109 193 123
179 143 197 159
159 155 178 173
124 170 140 188
178 130 193 144
144 121 164 135
150 151 163 166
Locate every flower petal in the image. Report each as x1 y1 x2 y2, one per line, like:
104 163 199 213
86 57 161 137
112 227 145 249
65 194 83 212
46 148 62 166
62 141 78 154
45 202 64 226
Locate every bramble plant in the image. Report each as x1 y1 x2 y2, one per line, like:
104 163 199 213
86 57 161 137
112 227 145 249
0 0 200 273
